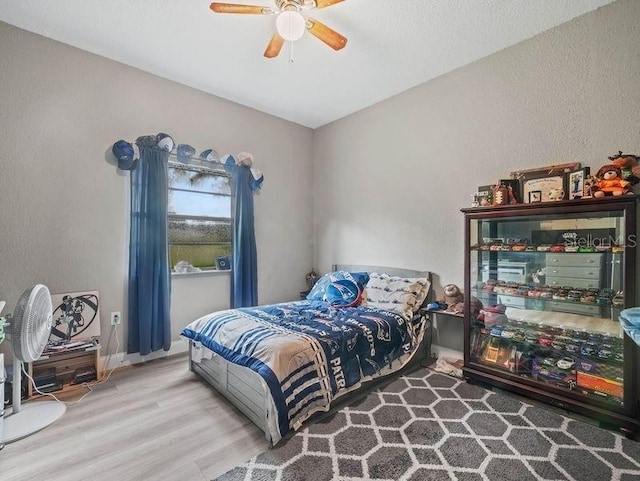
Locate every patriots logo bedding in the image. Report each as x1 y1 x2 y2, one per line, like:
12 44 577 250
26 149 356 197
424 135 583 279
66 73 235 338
181 300 425 442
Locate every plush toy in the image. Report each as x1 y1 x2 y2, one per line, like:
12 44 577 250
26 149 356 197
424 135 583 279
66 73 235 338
609 151 640 188
591 165 631 197
440 284 464 314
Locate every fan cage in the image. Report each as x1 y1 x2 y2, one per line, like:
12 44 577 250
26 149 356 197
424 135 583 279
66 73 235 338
11 285 53 363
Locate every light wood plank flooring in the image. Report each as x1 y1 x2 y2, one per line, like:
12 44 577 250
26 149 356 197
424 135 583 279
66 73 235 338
0 354 270 481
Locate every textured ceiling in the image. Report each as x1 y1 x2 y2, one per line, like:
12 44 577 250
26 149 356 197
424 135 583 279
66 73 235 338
0 0 616 128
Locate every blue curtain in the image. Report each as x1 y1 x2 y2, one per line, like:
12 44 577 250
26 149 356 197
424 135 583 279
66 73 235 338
231 164 258 307
127 146 171 354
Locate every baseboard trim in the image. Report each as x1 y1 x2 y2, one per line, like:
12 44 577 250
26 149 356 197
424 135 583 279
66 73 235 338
103 338 189 370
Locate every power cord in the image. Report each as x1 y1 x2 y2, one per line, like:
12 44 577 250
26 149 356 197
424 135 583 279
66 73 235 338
22 323 121 406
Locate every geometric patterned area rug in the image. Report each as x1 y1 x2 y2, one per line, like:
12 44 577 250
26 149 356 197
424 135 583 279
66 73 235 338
214 368 640 481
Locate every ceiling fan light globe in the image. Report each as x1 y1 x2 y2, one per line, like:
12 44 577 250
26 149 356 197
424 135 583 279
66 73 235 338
276 11 306 41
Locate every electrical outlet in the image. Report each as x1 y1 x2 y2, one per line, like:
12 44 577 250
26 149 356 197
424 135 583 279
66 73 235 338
110 311 121 325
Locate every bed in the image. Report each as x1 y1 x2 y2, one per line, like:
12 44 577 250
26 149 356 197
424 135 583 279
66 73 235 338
181 264 433 444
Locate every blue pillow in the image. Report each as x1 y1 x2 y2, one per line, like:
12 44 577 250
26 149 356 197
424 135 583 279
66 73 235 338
325 279 361 307
306 270 369 301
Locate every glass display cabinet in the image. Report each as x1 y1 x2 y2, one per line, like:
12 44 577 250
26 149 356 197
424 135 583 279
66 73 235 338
462 197 640 437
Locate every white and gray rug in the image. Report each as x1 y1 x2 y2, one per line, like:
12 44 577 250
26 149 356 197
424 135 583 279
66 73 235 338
214 368 640 481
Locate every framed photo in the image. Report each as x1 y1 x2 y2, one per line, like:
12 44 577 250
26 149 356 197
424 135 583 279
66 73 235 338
511 163 579 203
49 290 101 343
568 167 591 200
522 176 566 202
215 255 231 270
529 190 542 203
476 184 495 206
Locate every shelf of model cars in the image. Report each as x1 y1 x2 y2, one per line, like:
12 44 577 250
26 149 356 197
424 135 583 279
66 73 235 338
470 244 622 254
469 324 624 406
471 288 622 309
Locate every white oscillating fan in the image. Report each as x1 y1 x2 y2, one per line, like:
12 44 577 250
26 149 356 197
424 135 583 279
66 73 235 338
1 285 65 444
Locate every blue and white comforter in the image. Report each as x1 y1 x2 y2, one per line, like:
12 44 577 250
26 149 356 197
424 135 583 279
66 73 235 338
182 300 425 442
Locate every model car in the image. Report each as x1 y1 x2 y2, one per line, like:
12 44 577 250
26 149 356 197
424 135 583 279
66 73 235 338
490 327 504 337
501 328 516 339
537 245 552 252
565 342 582 353
538 335 553 347
615 351 624 362
552 290 568 300
550 245 566 252
578 246 596 253
567 290 583 301
600 288 616 297
564 245 579 253
525 245 537 252
595 244 612 252
580 342 598 356
542 357 557 367
573 331 590 340
612 291 624 307
524 332 539 344
490 244 503 251
556 357 575 370
597 344 613 359
512 330 526 342
511 243 527 252
501 245 512 251
612 245 625 253
552 336 570 350
580 293 596 303
588 333 605 342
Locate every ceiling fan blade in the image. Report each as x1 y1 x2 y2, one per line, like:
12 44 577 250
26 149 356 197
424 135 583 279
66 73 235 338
315 0 345 9
264 33 285 58
306 18 347 51
210 2 271 14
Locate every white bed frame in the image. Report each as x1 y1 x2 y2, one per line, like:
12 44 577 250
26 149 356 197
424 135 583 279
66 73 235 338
188 264 433 443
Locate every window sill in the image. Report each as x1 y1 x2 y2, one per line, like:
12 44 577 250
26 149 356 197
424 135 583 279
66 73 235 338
171 269 232 278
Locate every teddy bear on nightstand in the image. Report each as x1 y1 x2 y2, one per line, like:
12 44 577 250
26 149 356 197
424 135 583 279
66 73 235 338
440 284 463 313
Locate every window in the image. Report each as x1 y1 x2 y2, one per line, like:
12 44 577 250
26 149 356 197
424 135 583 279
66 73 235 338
168 161 231 271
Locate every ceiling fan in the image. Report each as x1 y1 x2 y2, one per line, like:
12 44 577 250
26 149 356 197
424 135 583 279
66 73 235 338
210 0 348 58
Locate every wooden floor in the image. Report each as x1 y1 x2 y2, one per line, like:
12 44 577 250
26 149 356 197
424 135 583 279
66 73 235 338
0 354 270 481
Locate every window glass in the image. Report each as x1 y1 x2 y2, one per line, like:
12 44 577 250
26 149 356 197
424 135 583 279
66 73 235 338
168 191 231 218
168 164 232 271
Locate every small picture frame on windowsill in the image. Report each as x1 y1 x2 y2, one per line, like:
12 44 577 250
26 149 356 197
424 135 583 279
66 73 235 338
529 190 542 203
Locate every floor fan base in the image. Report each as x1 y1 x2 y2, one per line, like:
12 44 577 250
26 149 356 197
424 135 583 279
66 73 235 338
2 401 66 444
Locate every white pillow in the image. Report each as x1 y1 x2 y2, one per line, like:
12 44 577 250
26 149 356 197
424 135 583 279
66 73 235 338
362 272 430 319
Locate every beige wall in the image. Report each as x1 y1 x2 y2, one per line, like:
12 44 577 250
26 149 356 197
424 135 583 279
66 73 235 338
2 0 639 360
312 0 640 296
0 22 313 355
